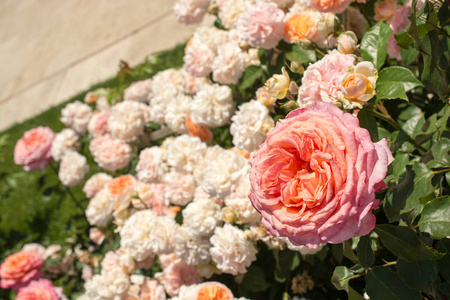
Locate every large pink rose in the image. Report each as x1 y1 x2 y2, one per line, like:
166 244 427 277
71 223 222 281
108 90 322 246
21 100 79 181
14 126 55 171
249 102 393 248
0 250 44 291
16 279 66 300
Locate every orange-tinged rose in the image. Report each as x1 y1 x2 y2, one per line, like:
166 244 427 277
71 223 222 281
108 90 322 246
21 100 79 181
374 0 397 21
283 13 317 44
186 116 213 143
0 250 44 291
196 282 234 300
107 175 135 198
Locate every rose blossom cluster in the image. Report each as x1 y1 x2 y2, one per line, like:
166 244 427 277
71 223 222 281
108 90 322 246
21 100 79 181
80 133 273 298
0 245 67 299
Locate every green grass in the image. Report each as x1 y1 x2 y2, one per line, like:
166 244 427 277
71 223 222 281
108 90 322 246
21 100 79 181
0 44 185 298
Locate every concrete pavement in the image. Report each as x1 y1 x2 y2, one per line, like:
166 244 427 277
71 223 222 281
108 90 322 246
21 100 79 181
0 0 210 131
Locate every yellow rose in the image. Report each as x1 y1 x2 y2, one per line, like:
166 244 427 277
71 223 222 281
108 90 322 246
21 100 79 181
339 61 377 106
265 67 290 99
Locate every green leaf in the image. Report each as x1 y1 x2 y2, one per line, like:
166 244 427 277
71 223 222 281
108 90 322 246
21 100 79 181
400 47 419 66
392 152 410 179
397 259 437 291
421 31 450 100
273 250 299 283
240 65 263 90
348 287 366 300
374 224 443 261
358 109 379 142
285 44 316 64
376 83 407 101
332 243 344 263
361 22 392 70
437 239 450 282
376 67 423 101
438 2 450 27
343 240 359 262
394 29 415 49
241 265 269 292
418 196 450 239
384 162 433 223
366 267 421 300
331 266 354 292
428 139 450 168
357 234 374 270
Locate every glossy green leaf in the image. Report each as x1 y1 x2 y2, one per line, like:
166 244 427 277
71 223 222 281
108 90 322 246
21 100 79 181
366 267 421 300
240 65 263 90
357 109 379 142
376 83 408 101
427 139 450 168
397 259 437 291
376 67 423 101
331 266 354 292
361 22 392 70
384 162 432 223
374 224 443 261
357 234 374 270
400 47 419 66
418 196 450 239
394 29 415 49
285 44 316 64
421 31 450 100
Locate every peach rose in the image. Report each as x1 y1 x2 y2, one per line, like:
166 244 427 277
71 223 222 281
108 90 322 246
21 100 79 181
186 116 213 143
374 0 397 21
14 126 54 171
283 13 318 44
196 281 234 300
0 250 44 291
161 257 202 297
16 279 65 300
249 102 393 248
311 0 352 13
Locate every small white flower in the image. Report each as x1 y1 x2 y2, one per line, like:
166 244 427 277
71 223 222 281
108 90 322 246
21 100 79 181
210 224 257 275
60 101 93 134
191 83 235 128
50 128 79 162
58 151 89 187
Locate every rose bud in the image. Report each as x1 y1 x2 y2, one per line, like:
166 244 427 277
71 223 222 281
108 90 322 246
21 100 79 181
265 67 290 99
337 31 358 54
290 61 304 74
